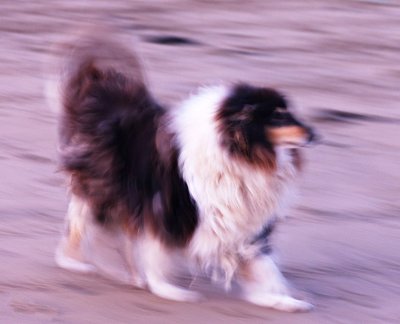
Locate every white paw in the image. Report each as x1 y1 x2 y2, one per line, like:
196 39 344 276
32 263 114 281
148 281 202 303
243 292 313 312
55 250 96 273
130 275 146 289
273 296 314 313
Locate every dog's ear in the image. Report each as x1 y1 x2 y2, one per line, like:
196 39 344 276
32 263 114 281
235 104 256 123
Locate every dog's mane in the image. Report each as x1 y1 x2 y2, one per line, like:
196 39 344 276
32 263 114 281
172 85 299 281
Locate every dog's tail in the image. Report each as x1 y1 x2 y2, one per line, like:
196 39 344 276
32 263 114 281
47 33 160 175
45 31 145 113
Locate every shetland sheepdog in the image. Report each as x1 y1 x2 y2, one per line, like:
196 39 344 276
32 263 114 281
48 34 315 312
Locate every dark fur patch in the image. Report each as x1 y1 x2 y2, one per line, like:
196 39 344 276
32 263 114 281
251 221 276 255
60 55 197 247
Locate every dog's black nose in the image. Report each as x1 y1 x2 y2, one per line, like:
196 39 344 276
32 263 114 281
307 127 320 144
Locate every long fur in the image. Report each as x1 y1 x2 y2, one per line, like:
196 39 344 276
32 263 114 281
50 34 314 312
173 85 300 283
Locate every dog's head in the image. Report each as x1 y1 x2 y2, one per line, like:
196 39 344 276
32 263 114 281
217 83 315 168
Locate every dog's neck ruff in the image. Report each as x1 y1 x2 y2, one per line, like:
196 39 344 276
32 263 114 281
172 85 298 282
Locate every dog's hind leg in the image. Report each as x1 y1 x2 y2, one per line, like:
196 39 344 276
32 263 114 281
55 194 96 273
120 233 146 288
140 236 202 302
237 254 313 312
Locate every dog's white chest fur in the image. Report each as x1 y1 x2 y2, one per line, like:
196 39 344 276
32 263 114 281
172 86 298 281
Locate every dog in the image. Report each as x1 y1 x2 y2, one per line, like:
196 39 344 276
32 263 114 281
48 34 315 312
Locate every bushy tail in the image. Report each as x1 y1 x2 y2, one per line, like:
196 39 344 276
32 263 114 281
46 31 145 113
46 32 159 174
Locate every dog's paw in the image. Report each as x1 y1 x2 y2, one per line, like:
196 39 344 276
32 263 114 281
243 292 313 312
55 249 96 273
165 288 203 303
272 296 313 313
153 286 203 303
129 275 146 289
149 282 203 303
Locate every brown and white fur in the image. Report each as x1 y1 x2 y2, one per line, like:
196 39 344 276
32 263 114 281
49 34 315 312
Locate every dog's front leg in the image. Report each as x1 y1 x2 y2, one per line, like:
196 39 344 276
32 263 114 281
237 254 312 312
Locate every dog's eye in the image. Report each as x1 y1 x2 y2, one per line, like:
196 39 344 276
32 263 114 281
267 110 290 125
275 112 286 120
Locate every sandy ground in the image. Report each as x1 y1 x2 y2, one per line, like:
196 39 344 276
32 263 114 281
1 1 400 323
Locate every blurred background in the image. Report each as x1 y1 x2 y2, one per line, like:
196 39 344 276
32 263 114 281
0 1 400 323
